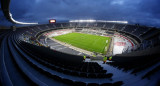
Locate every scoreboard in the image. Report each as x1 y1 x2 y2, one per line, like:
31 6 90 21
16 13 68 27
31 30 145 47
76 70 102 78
49 19 56 23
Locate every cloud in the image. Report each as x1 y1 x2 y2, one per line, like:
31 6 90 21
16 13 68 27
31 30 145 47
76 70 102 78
111 0 125 5
7 0 160 27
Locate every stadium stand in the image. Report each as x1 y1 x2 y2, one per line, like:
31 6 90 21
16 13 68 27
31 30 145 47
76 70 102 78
0 22 160 86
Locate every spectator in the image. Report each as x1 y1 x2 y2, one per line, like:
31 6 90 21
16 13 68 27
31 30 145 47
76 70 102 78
103 56 107 64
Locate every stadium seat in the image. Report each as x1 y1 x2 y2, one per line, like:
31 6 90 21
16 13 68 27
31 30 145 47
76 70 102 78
106 73 113 78
56 68 63 73
87 83 99 86
100 83 113 86
74 81 87 86
80 73 88 78
112 81 124 86
97 73 106 78
53 75 62 81
88 73 97 78
71 71 79 76
63 69 71 75
62 78 74 85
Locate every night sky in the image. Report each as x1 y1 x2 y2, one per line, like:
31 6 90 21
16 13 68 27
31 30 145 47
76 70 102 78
1 0 160 27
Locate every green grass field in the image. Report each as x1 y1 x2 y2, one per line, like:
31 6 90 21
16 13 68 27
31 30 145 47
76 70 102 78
53 33 111 54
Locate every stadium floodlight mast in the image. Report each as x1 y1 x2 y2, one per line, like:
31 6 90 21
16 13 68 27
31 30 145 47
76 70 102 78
69 19 128 24
69 19 96 23
9 13 38 24
97 20 128 24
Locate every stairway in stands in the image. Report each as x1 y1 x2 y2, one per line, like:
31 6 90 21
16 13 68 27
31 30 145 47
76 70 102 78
0 29 123 86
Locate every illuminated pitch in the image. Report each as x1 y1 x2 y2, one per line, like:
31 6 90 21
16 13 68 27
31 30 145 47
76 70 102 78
53 32 111 54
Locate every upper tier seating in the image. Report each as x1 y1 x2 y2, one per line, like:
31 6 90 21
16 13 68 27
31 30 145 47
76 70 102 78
1 23 159 86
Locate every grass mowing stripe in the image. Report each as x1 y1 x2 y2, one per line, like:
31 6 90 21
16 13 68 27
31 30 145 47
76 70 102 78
53 33 111 54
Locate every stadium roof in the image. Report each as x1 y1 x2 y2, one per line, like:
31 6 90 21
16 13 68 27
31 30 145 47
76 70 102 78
0 0 38 24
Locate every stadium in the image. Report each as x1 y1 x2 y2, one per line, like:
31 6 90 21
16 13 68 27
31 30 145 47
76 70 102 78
0 0 160 86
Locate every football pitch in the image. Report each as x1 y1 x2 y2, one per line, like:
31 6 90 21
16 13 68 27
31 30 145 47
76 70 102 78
53 33 111 54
